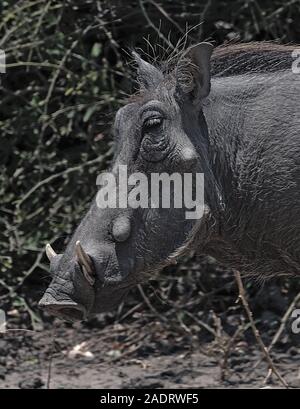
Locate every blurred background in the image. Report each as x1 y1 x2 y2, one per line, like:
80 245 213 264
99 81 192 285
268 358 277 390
0 0 300 388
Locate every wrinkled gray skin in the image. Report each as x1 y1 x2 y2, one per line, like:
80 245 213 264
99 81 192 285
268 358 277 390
39 43 300 321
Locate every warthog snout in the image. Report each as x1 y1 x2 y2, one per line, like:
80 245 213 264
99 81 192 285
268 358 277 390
38 291 87 322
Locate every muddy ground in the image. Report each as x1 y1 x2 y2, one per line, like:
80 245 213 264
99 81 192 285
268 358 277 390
1 312 300 389
1 259 300 389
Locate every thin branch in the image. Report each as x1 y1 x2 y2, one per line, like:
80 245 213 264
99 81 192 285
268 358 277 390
138 284 168 322
47 330 57 389
27 0 52 66
148 0 185 35
184 310 218 338
253 291 300 371
17 148 113 208
4 61 72 73
198 0 212 40
234 270 289 389
220 320 251 381
268 291 300 351
138 0 175 50
15 251 44 290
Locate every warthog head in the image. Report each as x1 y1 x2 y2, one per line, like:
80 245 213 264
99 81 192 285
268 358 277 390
39 43 218 321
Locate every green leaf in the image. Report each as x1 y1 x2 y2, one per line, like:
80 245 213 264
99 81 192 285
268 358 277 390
83 106 97 122
91 43 101 58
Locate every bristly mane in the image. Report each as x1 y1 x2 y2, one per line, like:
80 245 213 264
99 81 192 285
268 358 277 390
129 41 298 102
211 42 297 77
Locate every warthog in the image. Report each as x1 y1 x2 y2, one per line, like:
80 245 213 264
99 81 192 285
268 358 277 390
39 42 300 321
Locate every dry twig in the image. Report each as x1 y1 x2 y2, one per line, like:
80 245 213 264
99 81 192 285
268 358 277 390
46 331 57 389
234 270 289 389
252 290 300 371
220 320 251 381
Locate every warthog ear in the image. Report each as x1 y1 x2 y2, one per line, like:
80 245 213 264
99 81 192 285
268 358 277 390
132 51 164 90
176 42 213 103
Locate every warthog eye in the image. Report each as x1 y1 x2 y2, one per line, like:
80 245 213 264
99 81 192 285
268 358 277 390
140 109 168 161
143 116 163 132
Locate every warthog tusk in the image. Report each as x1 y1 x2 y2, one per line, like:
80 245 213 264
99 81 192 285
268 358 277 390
75 241 95 286
45 243 57 261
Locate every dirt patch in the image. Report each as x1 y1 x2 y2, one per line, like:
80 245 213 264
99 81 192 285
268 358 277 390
1 259 300 389
1 317 300 389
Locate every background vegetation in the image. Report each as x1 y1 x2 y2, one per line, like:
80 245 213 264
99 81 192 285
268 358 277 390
1 0 300 334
